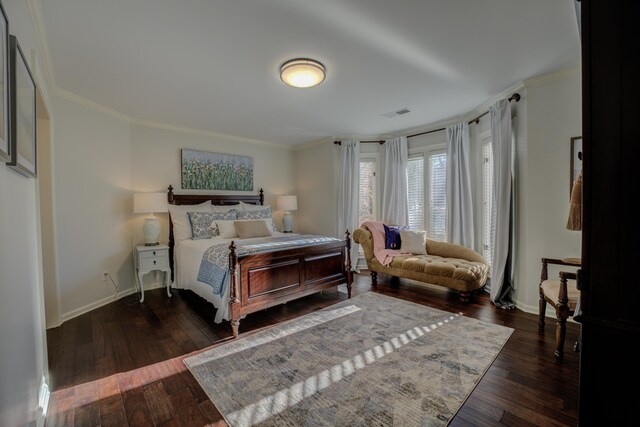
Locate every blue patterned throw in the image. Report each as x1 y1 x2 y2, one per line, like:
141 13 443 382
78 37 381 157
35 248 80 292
197 235 341 296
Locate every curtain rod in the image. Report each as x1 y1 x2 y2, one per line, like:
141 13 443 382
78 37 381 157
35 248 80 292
333 92 520 145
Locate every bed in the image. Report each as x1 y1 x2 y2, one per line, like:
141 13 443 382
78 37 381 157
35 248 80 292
167 185 353 338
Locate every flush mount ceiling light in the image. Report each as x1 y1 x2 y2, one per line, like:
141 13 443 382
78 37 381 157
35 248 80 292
280 58 326 88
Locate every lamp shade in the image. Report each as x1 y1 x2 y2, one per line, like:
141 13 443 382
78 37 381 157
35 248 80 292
277 195 297 211
134 192 168 214
566 170 582 231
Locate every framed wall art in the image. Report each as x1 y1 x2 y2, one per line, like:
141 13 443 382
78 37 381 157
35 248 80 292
7 35 36 178
0 1 9 161
181 149 253 191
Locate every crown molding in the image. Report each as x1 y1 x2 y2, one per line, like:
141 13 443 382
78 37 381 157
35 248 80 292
130 118 292 150
54 87 133 122
524 65 580 87
293 137 333 151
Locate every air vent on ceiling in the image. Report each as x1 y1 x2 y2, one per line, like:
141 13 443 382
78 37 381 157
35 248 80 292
382 108 411 118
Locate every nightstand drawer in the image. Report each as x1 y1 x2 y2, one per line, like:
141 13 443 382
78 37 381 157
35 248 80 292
139 249 167 259
140 256 168 269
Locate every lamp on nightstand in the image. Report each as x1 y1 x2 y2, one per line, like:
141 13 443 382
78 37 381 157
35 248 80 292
277 195 297 233
134 192 168 246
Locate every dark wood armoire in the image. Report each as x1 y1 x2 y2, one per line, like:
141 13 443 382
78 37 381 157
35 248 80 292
578 1 640 425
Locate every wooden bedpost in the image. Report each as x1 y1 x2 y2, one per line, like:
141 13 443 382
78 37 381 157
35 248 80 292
259 188 264 206
345 229 353 299
229 241 240 338
167 185 174 204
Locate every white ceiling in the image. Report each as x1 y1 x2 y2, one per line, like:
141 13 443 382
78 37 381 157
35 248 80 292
40 0 580 146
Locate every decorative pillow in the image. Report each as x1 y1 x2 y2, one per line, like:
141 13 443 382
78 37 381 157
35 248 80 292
237 207 278 232
400 230 427 255
212 204 242 214
234 220 273 239
240 201 272 211
188 210 238 239
384 224 410 249
168 201 212 242
215 219 272 239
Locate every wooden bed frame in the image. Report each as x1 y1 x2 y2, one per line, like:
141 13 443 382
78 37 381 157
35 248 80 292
167 185 353 338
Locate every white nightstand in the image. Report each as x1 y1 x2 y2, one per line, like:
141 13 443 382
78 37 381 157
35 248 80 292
134 244 171 303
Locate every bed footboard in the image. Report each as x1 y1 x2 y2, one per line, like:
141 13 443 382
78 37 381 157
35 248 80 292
227 230 353 338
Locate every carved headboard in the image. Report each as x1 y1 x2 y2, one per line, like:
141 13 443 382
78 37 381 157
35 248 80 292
166 185 264 279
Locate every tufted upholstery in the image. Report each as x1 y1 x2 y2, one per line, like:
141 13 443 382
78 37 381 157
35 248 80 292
353 227 488 294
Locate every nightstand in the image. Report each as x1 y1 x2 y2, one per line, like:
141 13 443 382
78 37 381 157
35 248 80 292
134 244 171 303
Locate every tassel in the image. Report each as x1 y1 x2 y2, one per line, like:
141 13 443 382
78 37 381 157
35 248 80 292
566 169 582 231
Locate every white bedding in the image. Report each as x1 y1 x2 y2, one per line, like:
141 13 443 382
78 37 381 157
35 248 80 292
173 232 290 323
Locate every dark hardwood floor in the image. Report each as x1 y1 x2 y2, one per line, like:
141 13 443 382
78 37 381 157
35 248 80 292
45 273 580 426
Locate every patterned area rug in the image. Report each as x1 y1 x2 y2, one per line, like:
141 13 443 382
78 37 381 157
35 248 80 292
184 292 513 426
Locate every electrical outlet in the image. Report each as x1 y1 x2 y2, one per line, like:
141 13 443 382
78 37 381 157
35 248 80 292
102 271 108 281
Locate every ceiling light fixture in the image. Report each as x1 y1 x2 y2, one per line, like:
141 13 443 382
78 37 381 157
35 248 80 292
280 58 326 88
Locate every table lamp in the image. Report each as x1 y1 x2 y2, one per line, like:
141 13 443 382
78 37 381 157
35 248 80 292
134 192 168 245
277 195 297 233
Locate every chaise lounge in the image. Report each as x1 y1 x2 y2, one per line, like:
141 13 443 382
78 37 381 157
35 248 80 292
353 227 489 302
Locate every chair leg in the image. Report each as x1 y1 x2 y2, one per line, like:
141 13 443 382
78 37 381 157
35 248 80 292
538 291 547 331
554 305 569 360
459 291 471 303
370 271 378 285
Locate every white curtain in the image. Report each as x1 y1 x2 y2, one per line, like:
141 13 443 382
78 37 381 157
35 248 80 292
381 136 409 225
445 122 474 248
337 140 360 271
489 99 515 308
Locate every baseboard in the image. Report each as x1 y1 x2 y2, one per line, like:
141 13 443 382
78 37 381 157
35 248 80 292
513 298 578 324
36 377 50 427
59 286 137 324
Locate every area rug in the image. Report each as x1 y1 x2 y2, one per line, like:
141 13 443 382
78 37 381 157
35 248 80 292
184 292 513 426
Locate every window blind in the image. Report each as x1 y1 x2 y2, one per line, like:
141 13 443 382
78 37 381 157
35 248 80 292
482 142 494 268
428 152 447 241
407 154 424 231
358 159 376 227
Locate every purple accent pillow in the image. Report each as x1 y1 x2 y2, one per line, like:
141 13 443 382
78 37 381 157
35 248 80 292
384 224 409 249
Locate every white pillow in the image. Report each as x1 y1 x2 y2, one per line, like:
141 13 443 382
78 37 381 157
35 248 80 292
400 230 427 255
168 201 212 242
240 201 271 211
215 219 272 239
212 204 242 213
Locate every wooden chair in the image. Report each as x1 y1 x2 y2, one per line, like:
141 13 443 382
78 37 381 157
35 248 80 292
538 257 581 360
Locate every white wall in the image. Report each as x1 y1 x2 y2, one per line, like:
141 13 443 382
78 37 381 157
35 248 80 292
52 96 134 319
130 124 296 246
515 68 582 312
295 139 336 237
0 1 52 425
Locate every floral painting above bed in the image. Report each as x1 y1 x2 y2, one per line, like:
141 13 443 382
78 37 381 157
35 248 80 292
181 149 253 191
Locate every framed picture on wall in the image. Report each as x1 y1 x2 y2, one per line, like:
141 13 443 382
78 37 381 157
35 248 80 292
7 35 37 177
570 136 582 194
0 1 9 161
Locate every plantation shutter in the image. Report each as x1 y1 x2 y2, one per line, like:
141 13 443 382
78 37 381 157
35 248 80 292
428 152 447 241
407 154 424 231
482 142 494 268
358 159 376 227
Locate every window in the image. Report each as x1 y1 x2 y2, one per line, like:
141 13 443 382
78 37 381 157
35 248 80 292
427 151 447 241
407 154 424 230
481 141 494 268
358 158 376 227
